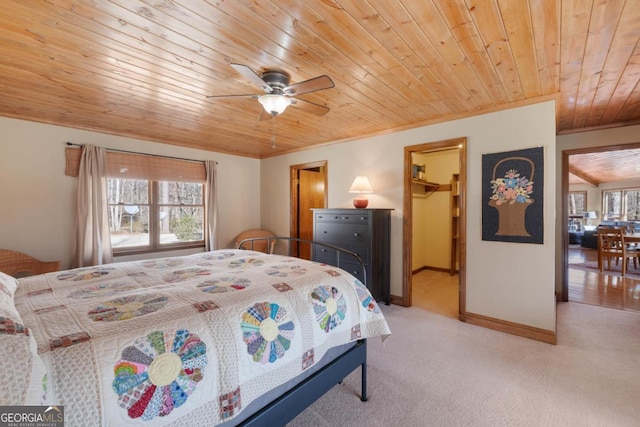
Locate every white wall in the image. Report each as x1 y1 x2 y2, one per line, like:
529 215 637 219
261 101 557 332
0 102 559 331
0 116 261 269
569 183 602 221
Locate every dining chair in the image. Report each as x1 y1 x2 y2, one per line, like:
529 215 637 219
598 228 628 276
621 233 640 271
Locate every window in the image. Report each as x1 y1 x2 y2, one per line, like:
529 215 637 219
603 190 622 219
602 188 640 221
158 181 204 244
65 146 209 254
568 191 587 215
625 190 640 220
108 179 204 252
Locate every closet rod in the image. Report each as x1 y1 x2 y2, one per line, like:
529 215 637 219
65 142 217 164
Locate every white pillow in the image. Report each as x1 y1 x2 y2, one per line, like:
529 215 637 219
0 271 49 405
0 271 21 330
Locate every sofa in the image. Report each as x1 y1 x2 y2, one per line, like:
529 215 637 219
581 229 598 248
569 230 584 244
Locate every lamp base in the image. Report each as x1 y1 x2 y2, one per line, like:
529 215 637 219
353 197 369 209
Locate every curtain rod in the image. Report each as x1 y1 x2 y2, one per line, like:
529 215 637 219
65 142 217 164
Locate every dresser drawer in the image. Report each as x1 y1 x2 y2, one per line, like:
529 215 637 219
314 212 369 224
339 213 369 223
335 243 369 265
312 243 369 265
314 212 341 222
338 261 366 282
315 222 370 245
312 245 337 264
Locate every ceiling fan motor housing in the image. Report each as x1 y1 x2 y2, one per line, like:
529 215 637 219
261 71 290 94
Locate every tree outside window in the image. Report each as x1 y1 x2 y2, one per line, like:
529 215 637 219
568 191 587 216
602 190 621 220
625 190 640 220
107 178 204 252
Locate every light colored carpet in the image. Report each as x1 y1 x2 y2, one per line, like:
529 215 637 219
288 302 640 426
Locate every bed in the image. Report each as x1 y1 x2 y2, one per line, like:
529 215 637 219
0 239 391 426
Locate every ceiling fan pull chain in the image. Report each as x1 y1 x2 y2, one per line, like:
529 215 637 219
271 117 277 149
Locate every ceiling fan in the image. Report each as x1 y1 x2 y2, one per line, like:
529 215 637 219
207 63 335 120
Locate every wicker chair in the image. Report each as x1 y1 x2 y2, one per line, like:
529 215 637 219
234 229 276 254
0 249 61 278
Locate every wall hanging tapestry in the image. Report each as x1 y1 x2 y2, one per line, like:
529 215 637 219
482 147 544 244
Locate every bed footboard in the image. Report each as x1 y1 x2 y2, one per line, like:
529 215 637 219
240 339 368 426
237 236 367 286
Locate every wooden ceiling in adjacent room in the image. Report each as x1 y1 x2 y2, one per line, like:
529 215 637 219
0 1 639 158
569 146 640 186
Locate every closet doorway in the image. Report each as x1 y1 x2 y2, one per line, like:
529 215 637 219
403 138 467 319
290 161 328 259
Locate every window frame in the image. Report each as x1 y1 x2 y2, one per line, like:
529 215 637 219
602 189 622 220
108 179 205 256
568 191 587 216
601 187 640 221
624 189 640 221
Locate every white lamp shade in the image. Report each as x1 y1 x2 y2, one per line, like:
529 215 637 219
584 211 597 219
349 176 373 194
258 94 291 115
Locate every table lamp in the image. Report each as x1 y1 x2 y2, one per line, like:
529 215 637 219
584 211 597 225
349 176 373 208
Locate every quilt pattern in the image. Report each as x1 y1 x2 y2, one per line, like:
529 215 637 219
13 250 391 426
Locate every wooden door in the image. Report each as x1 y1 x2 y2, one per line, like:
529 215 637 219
298 170 325 259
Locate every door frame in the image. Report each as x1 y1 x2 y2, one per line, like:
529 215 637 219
402 137 467 319
561 142 640 301
290 161 328 256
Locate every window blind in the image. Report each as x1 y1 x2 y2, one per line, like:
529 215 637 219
65 147 206 182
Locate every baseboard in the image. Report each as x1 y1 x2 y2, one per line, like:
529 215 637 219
389 294 405 306
411 265 449 275
412 266 427 275
461 312 557 345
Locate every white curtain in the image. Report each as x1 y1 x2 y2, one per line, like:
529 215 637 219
74 145 112 267
205 160 219 251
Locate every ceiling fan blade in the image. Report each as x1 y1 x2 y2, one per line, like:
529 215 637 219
206 94 259 99
230 63 272 93
284 75 334 96
290 98 330 116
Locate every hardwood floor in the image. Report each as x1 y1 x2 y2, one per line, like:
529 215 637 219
411 249 640 318
568 245 640 313
412 269 459 318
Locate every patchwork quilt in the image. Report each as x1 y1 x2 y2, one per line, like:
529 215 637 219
7 250 391 426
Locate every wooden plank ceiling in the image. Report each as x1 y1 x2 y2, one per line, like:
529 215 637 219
569 145 640 186
0 1 639 159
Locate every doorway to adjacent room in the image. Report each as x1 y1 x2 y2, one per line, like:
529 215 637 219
562 144 640 313
289 161 328 259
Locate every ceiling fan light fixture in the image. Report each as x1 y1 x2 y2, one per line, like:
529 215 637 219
258 94 291 116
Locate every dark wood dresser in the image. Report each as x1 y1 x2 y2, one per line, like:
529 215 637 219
312 208 392 304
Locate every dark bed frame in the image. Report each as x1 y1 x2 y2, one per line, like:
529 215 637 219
236 237 369 426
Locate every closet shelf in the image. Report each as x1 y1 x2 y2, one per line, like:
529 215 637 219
412 179 439 196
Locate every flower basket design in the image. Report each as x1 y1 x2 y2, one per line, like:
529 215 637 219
488 157 534 237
